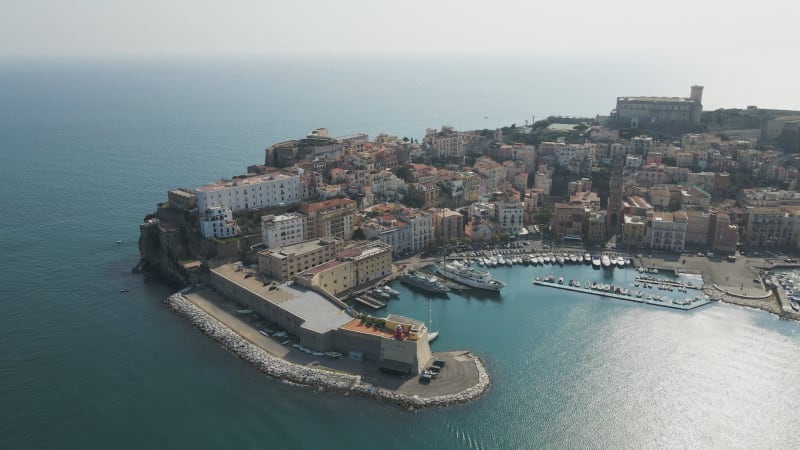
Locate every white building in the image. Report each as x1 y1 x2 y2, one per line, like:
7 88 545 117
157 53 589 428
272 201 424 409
194 172 301 213
495 201 524 235
261 213 305 249
402 211 433 253
200 207 239 239
371 170 405 200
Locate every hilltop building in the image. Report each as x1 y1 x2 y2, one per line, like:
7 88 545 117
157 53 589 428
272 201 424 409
613 85 704 127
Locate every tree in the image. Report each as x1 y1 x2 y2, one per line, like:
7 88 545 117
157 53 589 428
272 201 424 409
393 165 413 182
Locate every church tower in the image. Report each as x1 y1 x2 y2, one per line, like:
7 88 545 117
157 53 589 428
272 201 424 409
606 157 624 235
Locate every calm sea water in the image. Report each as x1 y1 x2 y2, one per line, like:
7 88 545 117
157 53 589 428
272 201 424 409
1 58 799 449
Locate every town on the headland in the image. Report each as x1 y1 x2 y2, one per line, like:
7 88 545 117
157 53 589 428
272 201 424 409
137 85 800 406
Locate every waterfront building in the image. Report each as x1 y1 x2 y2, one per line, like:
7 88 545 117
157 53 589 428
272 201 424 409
495 200 524 236
741 207 800 248
613 85 703 127
211 264 353 351
606 157 624 235
261 213 305 249
465 217 496 242
194 172 302 213
552 202 589 241
399 209 433 253
648 211 688 251
336 241 393 286
299 198 357 241
167 188 197 211
257 238 345 282
336 315 431 375
586 211 607 244
432 208 464 242
294 259 356 296
200 206 239 239
621 214 647 247
709 212 738 253
684 211 711 245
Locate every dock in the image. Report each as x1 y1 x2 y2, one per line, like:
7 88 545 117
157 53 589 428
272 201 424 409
532 281 712 311
353 295 386 310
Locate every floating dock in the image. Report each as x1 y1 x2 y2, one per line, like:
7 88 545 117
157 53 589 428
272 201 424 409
532 281 712 311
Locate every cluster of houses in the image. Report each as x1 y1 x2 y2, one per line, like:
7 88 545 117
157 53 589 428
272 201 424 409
145 87 800 294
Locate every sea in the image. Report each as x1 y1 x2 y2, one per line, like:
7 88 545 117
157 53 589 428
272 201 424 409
1 57 799 449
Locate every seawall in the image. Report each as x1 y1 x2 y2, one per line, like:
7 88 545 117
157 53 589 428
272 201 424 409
164 293 489 408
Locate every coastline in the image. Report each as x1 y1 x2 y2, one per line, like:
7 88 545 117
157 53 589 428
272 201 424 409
164 293 490 408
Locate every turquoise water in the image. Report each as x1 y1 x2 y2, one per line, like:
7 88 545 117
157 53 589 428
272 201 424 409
1 59 800 449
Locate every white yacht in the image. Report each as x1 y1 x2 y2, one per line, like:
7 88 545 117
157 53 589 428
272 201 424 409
438 261 505 291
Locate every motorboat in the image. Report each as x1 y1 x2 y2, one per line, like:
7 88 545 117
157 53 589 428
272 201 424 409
584 253 592 264
601 255 611 268
592 255 601 268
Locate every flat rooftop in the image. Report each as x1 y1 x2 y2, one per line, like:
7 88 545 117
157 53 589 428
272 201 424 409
262 239 336 259
213 263 352 334
195 172 298 193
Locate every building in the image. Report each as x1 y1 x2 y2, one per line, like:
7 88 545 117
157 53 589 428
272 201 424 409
741 207 799 248
606 157 624 234
586 211 607 244
432 208 464 242
194 172 302 213
363 215 412 256
684 211 711 245
495 200 525 236
709 212 738 253
257 238 345 281
299 198 357 240
621 214 647 247
261 213 305 249
335 241 393 286
614 85 703 127
167 188 197 211
210 264 353 352
406 183 439 209
648 211 688 251
424 126 476 158
465 217 496 242
294 260 356 296
552 202 588 241
401 210 434 253
680 185 711 212
200 206 239 239
533 167 553 195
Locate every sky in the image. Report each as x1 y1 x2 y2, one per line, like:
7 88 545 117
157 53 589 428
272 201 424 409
1 0 798 110
1 0 795 59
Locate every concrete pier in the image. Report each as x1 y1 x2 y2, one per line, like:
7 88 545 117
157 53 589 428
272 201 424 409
533 281 712 311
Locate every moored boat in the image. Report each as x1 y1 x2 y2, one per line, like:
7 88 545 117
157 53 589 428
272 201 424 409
601 255 611 268
400 271 451 294
584 253 592 264
438 261 505 291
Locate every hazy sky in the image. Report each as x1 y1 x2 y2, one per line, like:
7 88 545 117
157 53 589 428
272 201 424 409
1 0 795 59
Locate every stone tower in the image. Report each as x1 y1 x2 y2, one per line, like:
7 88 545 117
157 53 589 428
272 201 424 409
606 157 624 235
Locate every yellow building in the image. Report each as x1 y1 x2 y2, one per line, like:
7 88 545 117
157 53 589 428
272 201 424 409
293 260 356 296
257 238 345 281
621 214 647 247
336 241 393 286
299 198 357 240
551 202 588 240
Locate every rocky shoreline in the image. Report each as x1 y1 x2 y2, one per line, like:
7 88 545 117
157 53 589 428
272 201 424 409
164 293 490 408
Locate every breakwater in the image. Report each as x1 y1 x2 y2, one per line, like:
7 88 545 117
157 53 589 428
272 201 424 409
532 281 712 310
164 293 489 408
